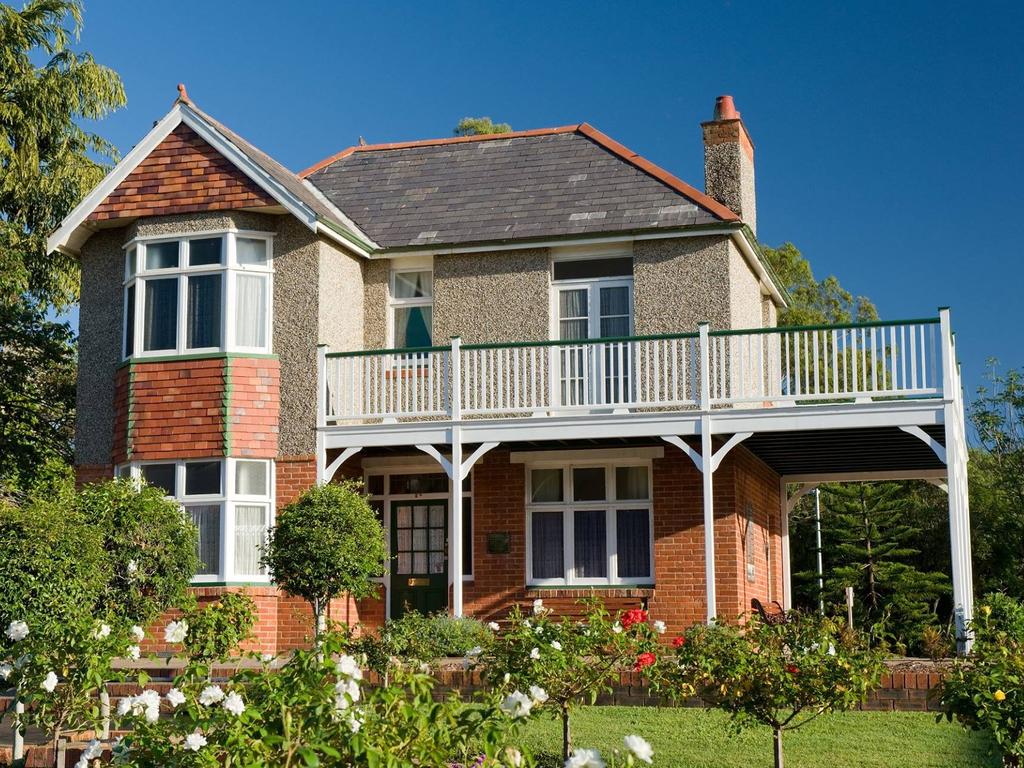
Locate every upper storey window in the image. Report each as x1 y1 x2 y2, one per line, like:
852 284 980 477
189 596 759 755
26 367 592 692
390 268 433 349
551 256 634 341
123 231 273 359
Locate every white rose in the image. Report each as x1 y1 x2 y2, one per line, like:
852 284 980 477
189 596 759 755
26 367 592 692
529 647 541 660
165 688 186 708
335 654 363 680
612 622 623 634
94 623 111 639
41 671 58 692
347 711 363 732
183 732 207 752
126 645 141 661
550 640 562 651
532 598 544 615
505 747 523 767
131 625 145 642
529 685 549 704
466 646 482 657
222 691 245 716
127 559 139 576
488 621 500 631
565 748 606 768
503 672 511 684
653 620 666 634
6 621 28 642
198 685 224 706
0 662 12 680
500 690 533 719
164 620 188 644
624 734 653 764
116 697 132 717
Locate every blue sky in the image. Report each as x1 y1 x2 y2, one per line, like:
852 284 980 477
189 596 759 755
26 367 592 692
70 0 1023 397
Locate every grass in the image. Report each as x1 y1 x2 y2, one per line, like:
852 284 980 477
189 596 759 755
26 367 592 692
517 707 1000 768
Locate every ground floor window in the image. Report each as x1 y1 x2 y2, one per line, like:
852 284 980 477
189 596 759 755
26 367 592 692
526 461 653 586
116 458 274 583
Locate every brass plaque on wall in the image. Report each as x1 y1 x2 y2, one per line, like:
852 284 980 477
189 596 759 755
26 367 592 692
407 577 429 587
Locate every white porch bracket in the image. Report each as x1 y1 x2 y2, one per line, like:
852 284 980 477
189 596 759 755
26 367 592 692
322 446 363 484
786 482 821 513
415 444 454 478
660 435 703 472
710 432 753 473
899 425 947 465
460 442 499 481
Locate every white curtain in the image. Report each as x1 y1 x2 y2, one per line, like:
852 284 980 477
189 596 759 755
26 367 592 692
235 274 267 348
187 504 221 576
233 504 267 576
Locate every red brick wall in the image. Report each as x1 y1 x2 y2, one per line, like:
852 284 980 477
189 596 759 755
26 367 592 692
276 455 317 508
88 124 275 223
75 464 113 487
227 357 280 458
112 365 131 464
129 358 226 461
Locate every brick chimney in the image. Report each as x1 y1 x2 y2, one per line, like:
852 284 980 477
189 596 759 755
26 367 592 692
702 95 756 234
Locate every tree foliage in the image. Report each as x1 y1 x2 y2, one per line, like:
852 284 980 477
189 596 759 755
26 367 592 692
762 242 878 327
263 481 387 638
454 116 512 136
0 0 125 308
658 612 885 768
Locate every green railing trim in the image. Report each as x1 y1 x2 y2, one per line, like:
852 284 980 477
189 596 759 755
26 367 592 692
325 318 940 359
116 351 279 368
707 317 940 338
461 330 699 351
326 344 452 359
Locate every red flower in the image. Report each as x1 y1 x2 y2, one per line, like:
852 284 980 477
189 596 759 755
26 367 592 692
634 652 657 671
621 609 649 630
786 664 799 675
672 636 686 648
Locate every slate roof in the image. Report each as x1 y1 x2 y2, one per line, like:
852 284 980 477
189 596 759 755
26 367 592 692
301 124 737 249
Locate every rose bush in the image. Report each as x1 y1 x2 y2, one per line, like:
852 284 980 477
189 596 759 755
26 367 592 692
655 612 884 768
482 599 662 763
939 594 1024 766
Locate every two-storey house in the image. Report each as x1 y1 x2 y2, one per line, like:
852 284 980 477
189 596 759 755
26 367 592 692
50 89 974 652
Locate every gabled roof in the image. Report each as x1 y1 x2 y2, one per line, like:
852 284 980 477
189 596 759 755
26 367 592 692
47 95 377 256
300 123 739 250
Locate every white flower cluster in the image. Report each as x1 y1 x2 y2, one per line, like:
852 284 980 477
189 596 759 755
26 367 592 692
6 620 28 642
131 625 145 642
117 689 161 723
334 654 363 712
164 620 188 644
488 621 501 631
623 735 653 763
41 671 58 693
499 686 547 719
563 735 652 767
0 661 11 680
93 623 111 640
73 738 103 768
199 685 225 706
184 732 207 752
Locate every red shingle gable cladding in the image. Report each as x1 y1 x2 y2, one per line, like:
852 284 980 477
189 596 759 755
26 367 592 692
88 124 276 222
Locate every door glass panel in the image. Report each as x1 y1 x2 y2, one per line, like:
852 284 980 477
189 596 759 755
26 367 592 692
413 552 427 573
397 553 411 574
430 552 444 573
412 529 427 550
397 529 411 551
429 529 444 550
397 506 411 528
430 506 445 527
413 506 427 527
558 289 589 340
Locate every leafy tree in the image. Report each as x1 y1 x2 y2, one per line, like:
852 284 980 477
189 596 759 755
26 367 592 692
0 0 125 308
940 593 1024 766
172 593 257 663
762 242 878 327
78 478 199 626
969 364 1024 597
813 483 949 651
454 116 512 136
263 481 387 640
658 612 885 768
482 600 661 763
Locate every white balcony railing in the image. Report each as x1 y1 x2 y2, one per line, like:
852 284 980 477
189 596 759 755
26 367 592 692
320 318 945 425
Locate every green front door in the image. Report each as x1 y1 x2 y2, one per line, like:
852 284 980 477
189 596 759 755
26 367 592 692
390 500 448 619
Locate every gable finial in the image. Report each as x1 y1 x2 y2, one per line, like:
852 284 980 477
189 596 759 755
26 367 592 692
176 83 190 104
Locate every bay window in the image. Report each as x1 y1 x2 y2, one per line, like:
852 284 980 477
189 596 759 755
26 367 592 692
117 458 274 583
526 461 652 586
122 231 273 359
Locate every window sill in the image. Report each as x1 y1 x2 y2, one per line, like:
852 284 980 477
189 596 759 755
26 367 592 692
525 585 654 596
118 351 277 368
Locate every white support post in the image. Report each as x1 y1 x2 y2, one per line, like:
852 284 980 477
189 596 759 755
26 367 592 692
450 429 464 618
698 323 717 622
316 344 327 484
450 336 462 420
780 478 792 610
940 308 974 653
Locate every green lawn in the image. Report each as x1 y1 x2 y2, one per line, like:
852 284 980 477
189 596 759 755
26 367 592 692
517 707 998 768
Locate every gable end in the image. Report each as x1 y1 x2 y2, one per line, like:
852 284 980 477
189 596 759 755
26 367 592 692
87 124 277 222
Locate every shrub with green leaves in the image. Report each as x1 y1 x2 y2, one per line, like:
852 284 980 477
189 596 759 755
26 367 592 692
78 478 198 625
657 612 885 768
263 481 387 639
482 599 662 763
177 593 257 663
115 630 531 768
382 611 493 662
939 593 1024 766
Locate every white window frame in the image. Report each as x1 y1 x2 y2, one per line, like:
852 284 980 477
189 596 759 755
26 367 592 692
122 229 274 360
116 457 275 584
550 276 635 342
387 258 434 350
525 458 653 587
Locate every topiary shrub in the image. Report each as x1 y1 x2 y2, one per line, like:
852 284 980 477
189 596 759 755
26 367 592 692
263 481 387 639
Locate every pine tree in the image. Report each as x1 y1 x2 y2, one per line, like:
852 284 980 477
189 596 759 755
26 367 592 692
819 483 949 652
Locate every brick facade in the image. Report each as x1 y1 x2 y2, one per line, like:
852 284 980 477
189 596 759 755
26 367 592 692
88 124 276 223
226 357 280 458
